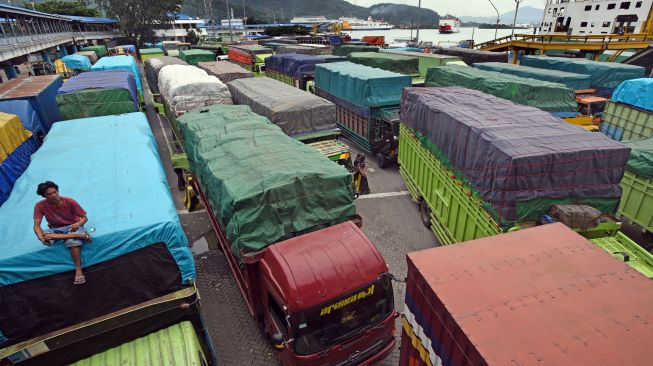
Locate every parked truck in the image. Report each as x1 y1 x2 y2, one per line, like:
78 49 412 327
0 113 215 365
178 104 397 365
227 76 352 168
228 45 273 75
398 87 653 278
315 62 412 168
401 223 653 366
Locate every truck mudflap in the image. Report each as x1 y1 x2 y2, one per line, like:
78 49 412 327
0 284 217 365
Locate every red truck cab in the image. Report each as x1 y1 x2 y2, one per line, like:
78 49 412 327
242 221 397 365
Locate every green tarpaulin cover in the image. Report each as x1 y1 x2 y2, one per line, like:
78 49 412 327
425 65 577 112
80 45 107 57
474 62 592 90
622 136 653 179
380 49 462 76
139 48 165 55
314 61 411 108
179 49 216 65
520 55 645 90
56 89 137 120
177 104 356 258
347 52 419 76
332 45 379 56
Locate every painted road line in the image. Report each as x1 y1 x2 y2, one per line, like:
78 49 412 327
357 191 410 200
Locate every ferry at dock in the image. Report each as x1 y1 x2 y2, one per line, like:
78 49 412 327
439 15 461 33
339 16 394 30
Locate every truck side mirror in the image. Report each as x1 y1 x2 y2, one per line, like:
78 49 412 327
271 333 285 351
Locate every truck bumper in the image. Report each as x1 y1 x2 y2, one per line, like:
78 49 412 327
359 337 395 365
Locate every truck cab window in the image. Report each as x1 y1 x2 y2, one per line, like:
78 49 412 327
268 294 288 336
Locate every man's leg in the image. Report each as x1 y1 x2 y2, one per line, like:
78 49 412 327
69 246 83 279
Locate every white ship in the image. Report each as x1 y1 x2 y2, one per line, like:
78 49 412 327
539 0 652 35
290 16 332 24
339 16 394 30
439 15 461 33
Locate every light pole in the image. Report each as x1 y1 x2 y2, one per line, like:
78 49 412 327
511 0 525 37
415 0 421 44
225 0 234 43
488 0 500 40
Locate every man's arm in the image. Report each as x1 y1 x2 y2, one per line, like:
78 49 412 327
33 218 45 242
70 215 88 232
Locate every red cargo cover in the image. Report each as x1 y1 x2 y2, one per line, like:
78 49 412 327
228 48 253 65
361 36 385 46
403 223 653 366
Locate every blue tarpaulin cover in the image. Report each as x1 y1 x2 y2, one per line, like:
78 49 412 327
61 54 92 71
116 44 136 53
0 112 194 287
58 70 139 108
0 137 38 206
91 56 143 95
612 78 653 112
0 75 63 134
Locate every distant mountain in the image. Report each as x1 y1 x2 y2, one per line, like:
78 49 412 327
460 6 544 25
181 0 440 27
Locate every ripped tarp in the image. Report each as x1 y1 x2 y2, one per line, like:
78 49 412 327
425 65 577 112
158 65 232 115
401 87 629 223
227 77 336 137
144 56 188 94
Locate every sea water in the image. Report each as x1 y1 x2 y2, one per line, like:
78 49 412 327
345 27 535 46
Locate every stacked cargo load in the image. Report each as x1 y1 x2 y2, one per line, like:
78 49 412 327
347 52 420 79
56 70 140 120
227 45 272 74
0 75 63 135
331 44 379 56
177 104 356 259
158 65 231 135
379 49 464 77
277 45 329 55
61 54 92 71
474 62 592 90
425 65 577 112
0 112 38 205
520 55 645 96
602 78 653 235
227 77 350 164
0 113 195 361
401 224 653 366
79 45 108 57
315 62 411 166
399 87 629 244
144 56 188 95
115 45 136 54
90 55 143 96
197 61 253 83
265 53 344 89
75 51 98 64
431 47 506 64
179 49 216 65
139 47 165 62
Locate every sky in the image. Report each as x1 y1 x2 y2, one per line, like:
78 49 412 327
345 0 547 17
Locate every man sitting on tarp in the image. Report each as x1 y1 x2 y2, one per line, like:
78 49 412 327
33 181 92 285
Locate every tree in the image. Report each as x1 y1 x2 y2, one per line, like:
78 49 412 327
94 0 181 47
186 29 200 45
25 1 99 17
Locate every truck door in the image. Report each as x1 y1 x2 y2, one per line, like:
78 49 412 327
267 293 294 365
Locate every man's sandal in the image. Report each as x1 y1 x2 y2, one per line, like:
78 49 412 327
74 275 86 285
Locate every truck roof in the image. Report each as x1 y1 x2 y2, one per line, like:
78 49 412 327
261 221 387 312
406 223 653 365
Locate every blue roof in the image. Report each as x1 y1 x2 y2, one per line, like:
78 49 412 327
60 14 117 24
0 3 69 20
0 112 194 288
168 12 202 20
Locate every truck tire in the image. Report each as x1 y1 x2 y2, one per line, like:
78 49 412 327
420 199 432 228
376 153 388 169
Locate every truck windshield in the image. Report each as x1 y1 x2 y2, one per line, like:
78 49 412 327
291 275 394 355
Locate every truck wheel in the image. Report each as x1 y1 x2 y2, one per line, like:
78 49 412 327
420 199 432 228
376 153 388 169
